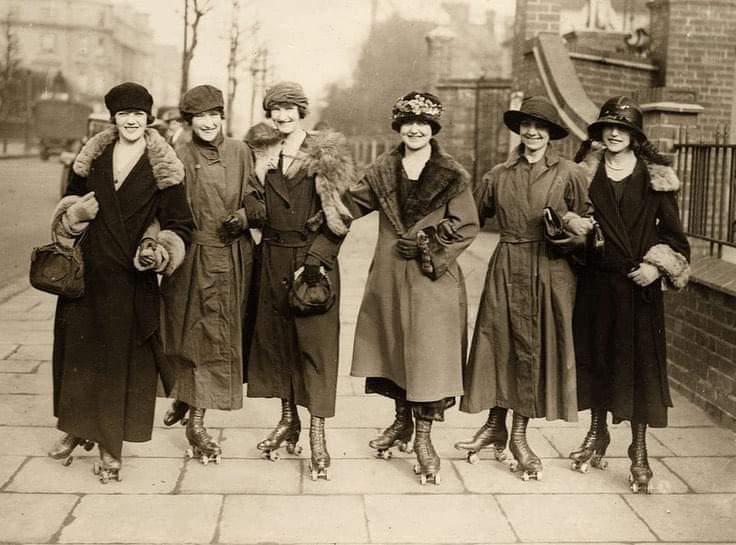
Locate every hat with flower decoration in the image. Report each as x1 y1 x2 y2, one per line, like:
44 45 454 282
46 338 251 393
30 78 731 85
391 91 443 134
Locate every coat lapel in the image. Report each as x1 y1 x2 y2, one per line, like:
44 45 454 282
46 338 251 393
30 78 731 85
117 154 157 222
89 145 132 255
589 160 634 258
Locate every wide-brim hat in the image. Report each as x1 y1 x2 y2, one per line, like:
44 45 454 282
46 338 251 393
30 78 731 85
587 96 645 141
503 96 568 140
391 91 443 134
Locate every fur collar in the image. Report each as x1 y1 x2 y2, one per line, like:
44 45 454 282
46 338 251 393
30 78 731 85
579 147 680 192
73 127 185 190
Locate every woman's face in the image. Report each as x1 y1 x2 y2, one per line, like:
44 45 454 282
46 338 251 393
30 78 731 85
270 104 301 135
114 110 147 143
191 110 222 142
519 120 550 153
399 121 432 151
602 125 632 154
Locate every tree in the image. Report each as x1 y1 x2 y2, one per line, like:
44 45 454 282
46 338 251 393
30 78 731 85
0 10 21 119
225 0 241 135
180 0 213 100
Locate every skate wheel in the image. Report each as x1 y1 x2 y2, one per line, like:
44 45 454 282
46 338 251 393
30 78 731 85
493 448 507 462
377 449 392 460
592 458 608 470
521 471 530 482
467 452 479 465
185 448 194 459
579 462 590 474
535 471 543 481
433 472 441 485
398 442 411 453
82 441 94 452
413 463 421 475
310 469 318 481
62 456 74 467
267 450 280 462
419 473 427 485
508 460 519 472
201 456 209 465
286 444 301 456
92 462 101 475
215 455 222 464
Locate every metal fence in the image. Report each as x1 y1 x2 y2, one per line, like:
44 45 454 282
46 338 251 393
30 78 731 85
674 134 736 257
348 136 397 169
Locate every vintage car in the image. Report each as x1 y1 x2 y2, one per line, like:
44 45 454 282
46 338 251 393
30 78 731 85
33 99 92 161
58 112 111 197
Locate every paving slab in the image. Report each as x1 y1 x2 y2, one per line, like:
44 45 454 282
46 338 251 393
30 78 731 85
661 456 736 492
364 494 515 543
0 492 78 543
668 391 720 427
498 494 656 542
0 320 53 332
7 456 183 494
0 329 53 344
59 494 222 543
650 427 736 456
219 495 368 544
302 458 466 494
3 426 62 456
543 426 674 458
122 427 193 458
0 455 26 488
0 358 44 373
0 393 55 425
0 343 18 359
0 370 50 393
446 426 558 459
625 494 736 542
7 343 53 360
454 457 688 494
179 458 301 494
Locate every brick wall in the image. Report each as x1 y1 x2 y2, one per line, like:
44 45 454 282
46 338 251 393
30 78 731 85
571 57 657 104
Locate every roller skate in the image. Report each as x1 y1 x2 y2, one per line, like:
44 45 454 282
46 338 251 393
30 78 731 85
309 415 330 481
569 408 610 473
454 406 508 464
163 400 189 426
412 417 440 485
369 399 413 459
257 399 302 461
92 446 121 483
48 433 95 467
628 422 652 494
185 407 222 465
508 412 543 481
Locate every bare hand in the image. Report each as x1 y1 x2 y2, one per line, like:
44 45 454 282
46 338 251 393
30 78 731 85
567 216 594 236
396 237 420 259
628 262 661 287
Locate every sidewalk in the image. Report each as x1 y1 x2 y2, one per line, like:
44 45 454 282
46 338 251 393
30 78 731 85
1 216 735 544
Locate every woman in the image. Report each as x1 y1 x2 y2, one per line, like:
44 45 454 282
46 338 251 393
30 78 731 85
349 92 479 485
48 82 193 482
159 84 255 464
245 81 355 481
457 96 592 481
571 96 690 493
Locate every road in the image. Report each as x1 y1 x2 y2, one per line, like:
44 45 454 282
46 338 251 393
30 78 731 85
0 157 63 286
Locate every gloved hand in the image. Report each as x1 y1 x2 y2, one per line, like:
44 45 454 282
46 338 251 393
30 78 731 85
66 191 99 224
566 216 594 236
137 238 158 268
222 213 245 237
396 236 420 259
302 256 322 286
628 262 661 287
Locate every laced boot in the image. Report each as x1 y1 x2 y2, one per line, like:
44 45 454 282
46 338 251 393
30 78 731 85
454 406 508 464
92 445 121 483
369 399 414 459
163 400 189 426
48 433 95 466
569 408 610 473
257 399 302 461
628 422 653 493
412 417 440 485
309 415 330 481
508 412 543 481
185 407 222 465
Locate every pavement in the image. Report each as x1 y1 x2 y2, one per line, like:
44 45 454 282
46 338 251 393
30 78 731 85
1 215 735 545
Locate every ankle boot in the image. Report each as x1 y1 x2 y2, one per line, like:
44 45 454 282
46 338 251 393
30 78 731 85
92 445 121 483
569 408 610 472
48 433 94 465
508 411 543 481
257 399 302 460
454 406 508 463
413 417 440 484
369 399 414 458
186 407 222 464
309 415 330 481
628 421 652 493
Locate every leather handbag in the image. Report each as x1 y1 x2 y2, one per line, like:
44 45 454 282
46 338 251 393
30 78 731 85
289 266 335 316
30 232 85 298
542 207 585 255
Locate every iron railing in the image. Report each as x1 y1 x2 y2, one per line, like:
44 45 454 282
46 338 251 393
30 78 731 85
348 136 397 169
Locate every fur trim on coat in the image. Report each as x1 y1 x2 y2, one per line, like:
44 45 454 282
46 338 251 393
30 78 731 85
302 131 355 236
132 218 186 276
73 127 184 189
579 147 680 192
643 243 690 290
51 195 88 237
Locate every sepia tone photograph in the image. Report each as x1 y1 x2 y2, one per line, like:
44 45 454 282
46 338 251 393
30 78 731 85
0 0 734 543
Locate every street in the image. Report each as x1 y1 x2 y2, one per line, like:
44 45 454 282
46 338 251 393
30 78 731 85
0 157 62 287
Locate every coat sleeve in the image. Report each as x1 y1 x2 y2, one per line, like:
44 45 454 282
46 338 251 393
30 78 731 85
473 168 497 227
243 172 267 228
563 163 594 219
346 171 380 219
643 191 691 290
51 167 90 237
154 183 194 275
421 186 480 280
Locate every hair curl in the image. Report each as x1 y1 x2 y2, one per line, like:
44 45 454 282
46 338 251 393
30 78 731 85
574 136 671 166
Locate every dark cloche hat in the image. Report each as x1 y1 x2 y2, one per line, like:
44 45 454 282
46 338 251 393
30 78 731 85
391 91 443 134
503 96 568 140
180 85 225 115
104 82 153 121
587 96 645 141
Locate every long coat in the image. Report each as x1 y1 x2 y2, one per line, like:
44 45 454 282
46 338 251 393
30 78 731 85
460 147 590 421
349 140 480 402
574 150 690 427
52 128 193 459
245 131 354 418
160 136 254 410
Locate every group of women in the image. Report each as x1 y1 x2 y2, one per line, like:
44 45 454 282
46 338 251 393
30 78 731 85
47 80 690 493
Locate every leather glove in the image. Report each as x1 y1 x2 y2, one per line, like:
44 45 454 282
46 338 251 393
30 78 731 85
136 238 158 268
152 245 170 273
302 256 322 286
66 191 99 224
628 262 661 287
396 236 420 259
222 213 245 237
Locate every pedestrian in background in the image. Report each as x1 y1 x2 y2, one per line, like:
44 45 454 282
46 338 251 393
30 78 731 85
244 81 355 481
570 96 690 493
349 92 480 485
48 82 193 483
159 84 255 465
456 96 592 481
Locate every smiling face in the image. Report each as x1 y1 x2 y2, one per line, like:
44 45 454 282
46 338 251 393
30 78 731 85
519 119 550 153
399 120 432 151
114 110 147 143
602 124 632 154
190 110 222 142
270 104 301 136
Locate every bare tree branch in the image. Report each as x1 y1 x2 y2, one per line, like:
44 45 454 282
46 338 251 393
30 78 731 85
180 0 213 100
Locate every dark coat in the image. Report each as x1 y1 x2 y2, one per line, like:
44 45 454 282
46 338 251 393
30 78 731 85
245 131 354 418
574 149 690 427
52 128 193 458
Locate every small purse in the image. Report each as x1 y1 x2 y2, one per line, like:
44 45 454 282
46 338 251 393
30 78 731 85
542 207 585 255
30 232 85 298
289 266 335 316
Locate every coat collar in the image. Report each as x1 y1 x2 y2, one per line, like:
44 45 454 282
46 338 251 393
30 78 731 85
579 147 680 192
503 144 561 169
73 127 184 189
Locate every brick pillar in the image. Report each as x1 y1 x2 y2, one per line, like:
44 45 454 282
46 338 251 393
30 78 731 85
634 87 702 155
513 0 561 91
